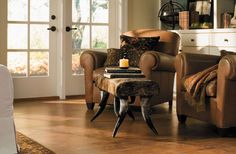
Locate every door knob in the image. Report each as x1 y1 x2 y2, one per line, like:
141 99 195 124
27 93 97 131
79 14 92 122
66 26 77 32
47 26 56 32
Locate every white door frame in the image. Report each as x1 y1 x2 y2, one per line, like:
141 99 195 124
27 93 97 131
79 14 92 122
0 1 7 65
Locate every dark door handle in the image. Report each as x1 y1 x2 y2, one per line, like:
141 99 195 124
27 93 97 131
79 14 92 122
47 26 56 32
66 26 77 32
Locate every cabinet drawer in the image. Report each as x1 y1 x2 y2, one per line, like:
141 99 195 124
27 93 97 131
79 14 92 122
211 33 236 47
181 34 209 46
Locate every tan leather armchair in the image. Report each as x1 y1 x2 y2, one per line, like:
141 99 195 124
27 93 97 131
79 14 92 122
175 52 236 135
80 29 180 110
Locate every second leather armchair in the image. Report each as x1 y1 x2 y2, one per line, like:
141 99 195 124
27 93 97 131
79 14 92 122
80 29 180 110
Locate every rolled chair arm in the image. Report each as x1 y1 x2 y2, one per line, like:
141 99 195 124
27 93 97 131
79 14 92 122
140 51 175 72
175 53 221 77
216 54 236 128
80 50 107 70
80 50 107 105
219 55 236 80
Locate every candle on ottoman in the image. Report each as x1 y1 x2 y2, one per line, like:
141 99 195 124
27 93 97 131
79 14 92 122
119 58 129 69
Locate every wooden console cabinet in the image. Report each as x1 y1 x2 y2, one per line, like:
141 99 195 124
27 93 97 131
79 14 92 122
158 0 236 55
175 29 236 55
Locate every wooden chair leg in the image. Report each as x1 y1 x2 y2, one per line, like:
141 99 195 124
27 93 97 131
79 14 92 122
177 114 187 123
217 128 229 137
86 102 95 110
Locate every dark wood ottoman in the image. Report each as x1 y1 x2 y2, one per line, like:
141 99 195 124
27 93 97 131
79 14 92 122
91 74 159 137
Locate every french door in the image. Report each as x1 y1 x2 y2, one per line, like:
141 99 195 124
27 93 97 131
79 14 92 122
0 0 125 99
64 0 119 96
0 0 58 98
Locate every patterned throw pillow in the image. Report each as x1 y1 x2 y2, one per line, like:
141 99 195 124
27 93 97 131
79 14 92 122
104 48 121 67
119 35 160 67
104 36 160 67
104 47 141 67
120 35 160 51
120 45 145 67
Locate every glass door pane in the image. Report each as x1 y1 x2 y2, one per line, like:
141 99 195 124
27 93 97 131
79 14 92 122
8 0 28 21
30 24 49 49
8 24 28 49
92 0 108 23
72 25 90 49
30 0 49 21
29 52 49 76
92 26 108 49
72 0 90 23
7 52 27 76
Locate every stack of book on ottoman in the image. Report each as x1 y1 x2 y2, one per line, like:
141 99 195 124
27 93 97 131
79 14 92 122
104 67 145 78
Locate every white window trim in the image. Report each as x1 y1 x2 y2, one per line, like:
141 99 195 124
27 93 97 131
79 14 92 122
115 0 128 47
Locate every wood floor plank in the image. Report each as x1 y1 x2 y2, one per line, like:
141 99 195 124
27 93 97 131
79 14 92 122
13 99 236 154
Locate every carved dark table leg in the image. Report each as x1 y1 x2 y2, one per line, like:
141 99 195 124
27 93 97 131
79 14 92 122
140 96 158 135
90 91 109 122
114 97 120 117
114 96 135 120
112 97 129 138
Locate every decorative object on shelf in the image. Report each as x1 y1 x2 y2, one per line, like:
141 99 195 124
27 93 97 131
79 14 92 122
221 12 232 28
188 0 213 29
189 11 200 28
230 0 236 28
179 11 189 29
158 0 185 30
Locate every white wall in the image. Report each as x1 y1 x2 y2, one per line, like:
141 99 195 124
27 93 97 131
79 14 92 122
127 0 159 30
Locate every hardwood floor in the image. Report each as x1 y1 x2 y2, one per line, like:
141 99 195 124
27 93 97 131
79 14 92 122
14 98 236 154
